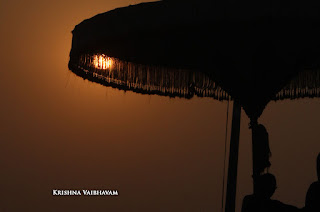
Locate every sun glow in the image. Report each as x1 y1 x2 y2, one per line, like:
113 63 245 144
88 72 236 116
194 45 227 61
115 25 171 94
93 54 113 69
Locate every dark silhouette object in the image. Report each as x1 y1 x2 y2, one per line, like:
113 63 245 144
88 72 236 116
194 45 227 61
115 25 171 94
304 153 320 212
241 174 299 212
69 0 320 121
251 124 271 179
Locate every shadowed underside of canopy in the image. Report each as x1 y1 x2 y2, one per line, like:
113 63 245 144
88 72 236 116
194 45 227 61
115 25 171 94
276 70 320 100
69 53 320 113
69 54 231 100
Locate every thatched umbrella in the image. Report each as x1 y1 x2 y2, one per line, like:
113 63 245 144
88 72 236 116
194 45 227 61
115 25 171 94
69 1 320 211
70 0 320 120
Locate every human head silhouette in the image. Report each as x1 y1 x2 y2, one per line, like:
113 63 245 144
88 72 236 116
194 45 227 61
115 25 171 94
252 124 269 144
255 173 277 199
317 153 320 181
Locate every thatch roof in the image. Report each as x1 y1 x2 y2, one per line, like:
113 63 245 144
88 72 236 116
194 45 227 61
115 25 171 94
69 0 320 120
69 54 320 119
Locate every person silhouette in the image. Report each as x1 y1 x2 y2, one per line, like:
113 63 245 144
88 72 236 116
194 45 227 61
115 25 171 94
241 173 299 212
251 123 272 177
304 153 320 212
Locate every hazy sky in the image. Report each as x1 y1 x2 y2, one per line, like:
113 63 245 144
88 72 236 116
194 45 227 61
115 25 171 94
0 1 320 211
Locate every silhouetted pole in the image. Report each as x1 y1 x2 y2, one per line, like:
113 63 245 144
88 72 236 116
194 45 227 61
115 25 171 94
225 100 241 212
252 124 259 193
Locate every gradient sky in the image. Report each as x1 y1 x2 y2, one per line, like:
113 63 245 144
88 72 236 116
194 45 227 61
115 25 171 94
0 1 320 211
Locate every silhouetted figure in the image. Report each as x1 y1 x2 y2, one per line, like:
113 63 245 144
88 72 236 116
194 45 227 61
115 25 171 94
241 173 299 212
251 124 271 178
304 153 320 212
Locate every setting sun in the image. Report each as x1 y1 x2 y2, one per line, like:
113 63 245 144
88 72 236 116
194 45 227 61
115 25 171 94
93 54 113 69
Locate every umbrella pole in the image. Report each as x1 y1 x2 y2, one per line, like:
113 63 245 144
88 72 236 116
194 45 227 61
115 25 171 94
225 100 241 212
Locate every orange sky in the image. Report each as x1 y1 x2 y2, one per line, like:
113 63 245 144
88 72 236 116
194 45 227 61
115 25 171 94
0 1 320 211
